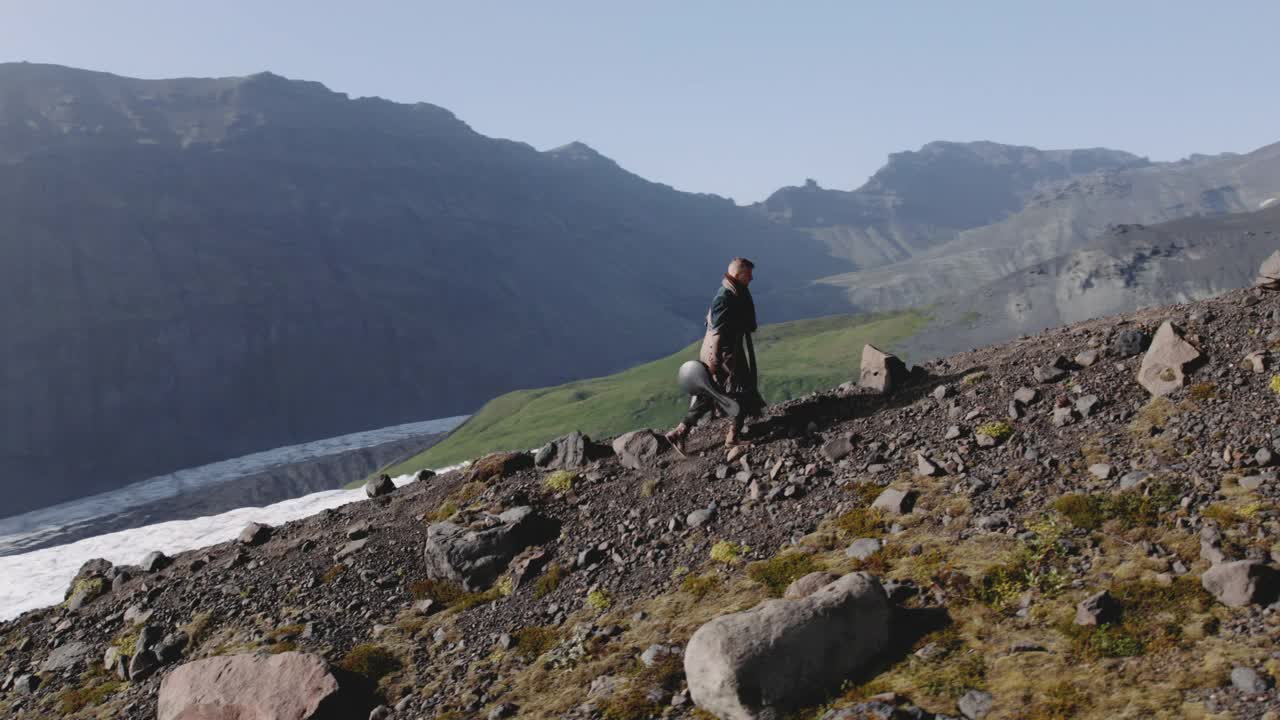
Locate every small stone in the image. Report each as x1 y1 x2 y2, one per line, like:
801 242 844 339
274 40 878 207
686 508 715 528
944 425 962 440
933 385 951 401
975 433 997 447
821 436 855 463
1256 449 1274 467
1013 387 1039 405
1052 407 1076 427
1118 471 1150 491
1075 395 1100 417
1239 475 1267 491
369 706 392 720
1007 400 1024 420
958 689 993 719
871 487 916 515
1088 464 1113 480
1034 358 1069 384
845 538 882 561
1074 590 1118 626
640 644 676 667
916 453 941 477
1244 351 1268 374
1137 321 1201 396
488 703 519 719
1231 666 1272 693
1074 349 1099 367
128 648 161 681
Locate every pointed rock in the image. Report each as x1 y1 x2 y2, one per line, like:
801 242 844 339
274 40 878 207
859 344 908 394
915 453 941 477
1074 590 1118 626
612 430 663 470
1137 321 1201 396
364 474 396 498
871 487 916 515
1256 250 1280 289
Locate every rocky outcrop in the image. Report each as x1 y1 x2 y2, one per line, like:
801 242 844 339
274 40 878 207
157 652 347 720
1257 250 1280 290
1137 321 1201 396
684 573 890 719
422 507 558 591
859 345 908 394
535 431 609 470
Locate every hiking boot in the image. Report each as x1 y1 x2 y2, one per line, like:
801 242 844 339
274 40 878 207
664 424 689 457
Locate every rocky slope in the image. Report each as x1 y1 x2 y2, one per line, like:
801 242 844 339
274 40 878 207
902 204 1280 361
3 266 1279 719
809 142 1280 313
0 62 847 516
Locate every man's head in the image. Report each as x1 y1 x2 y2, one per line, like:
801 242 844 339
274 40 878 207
728 257 755 286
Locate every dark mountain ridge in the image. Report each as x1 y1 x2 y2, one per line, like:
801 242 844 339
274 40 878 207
0 63 847 516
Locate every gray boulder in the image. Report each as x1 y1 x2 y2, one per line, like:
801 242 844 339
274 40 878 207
535 431 606 470
1109 328 1148 358
1256 250 1280 290
821 435 855 463
1231 666 1272 693
859 344 908 394
1074 590 1117 626
1201 560 1279 607
364 473 396 498
958 690 993 719
1137 321 1200 396
423 506 557 591
158 652 343 720
845 538 882 561
238 522 272 546
684 572 890 720
612 430 663 470
871 487 916 515
141 550 172 573
41 641 90 672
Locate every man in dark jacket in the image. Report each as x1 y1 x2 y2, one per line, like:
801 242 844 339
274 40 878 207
665 257 764 453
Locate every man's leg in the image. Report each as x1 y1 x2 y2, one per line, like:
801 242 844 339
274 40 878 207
665 394 713 454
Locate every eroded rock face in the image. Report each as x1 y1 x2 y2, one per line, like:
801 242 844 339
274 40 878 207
423 507 558 591
535 431 608 470
1137 321 1201 396
859 344 908 394
157 652 343 720
684 573 891 720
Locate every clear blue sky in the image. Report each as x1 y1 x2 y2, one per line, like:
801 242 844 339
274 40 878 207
4 1 1278 202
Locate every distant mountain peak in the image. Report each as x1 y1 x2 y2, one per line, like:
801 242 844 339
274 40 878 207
544 141 620 168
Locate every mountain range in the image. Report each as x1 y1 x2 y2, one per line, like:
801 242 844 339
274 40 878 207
3 61 1279 516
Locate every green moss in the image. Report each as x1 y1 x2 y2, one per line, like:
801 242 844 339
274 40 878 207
976 421 1013 440
680 573 723 600
111 628 141 658
409 578 501 610
513 626 560 662
832 507 884 539
1270 375 1280 394
426 501 459 522
587 589 613 611
63 577 106 607
1188 383 1217 401
1052 484 1185 531
534 563 564 599
1060 578 1213 659
338 644 401 682
746 552 823 597
57 677 123 714
962 371 989 385
709 541 749 564
544 471 577 492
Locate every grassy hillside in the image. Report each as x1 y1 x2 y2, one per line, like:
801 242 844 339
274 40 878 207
375 309 927 478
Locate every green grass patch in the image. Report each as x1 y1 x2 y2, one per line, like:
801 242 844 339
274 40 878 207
709 541 749 564
534 563 565 599
976 421 1013 440
409 578 503 610
832 507 884 539
587 589 613 611
1060 577 1214 659
746 552 823 597
513 626 560 662
387 310 927 472
338 644 401 682
57 676 123 714
1270 375 1280 394
681 572 723 600
1052 483 1185 531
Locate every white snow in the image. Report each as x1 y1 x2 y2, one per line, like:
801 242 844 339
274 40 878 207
0 464 466 621
1261 197 1278 208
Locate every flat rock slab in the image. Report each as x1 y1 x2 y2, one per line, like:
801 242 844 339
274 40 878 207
158 651 341 720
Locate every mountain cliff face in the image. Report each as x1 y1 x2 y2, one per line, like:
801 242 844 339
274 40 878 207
805 142 1280 312
0 63 849 516
755 142 1150 269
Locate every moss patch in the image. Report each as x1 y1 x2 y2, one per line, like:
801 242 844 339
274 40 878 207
514 626 560 662
338 644 401 682
746 552 823 597
534 563 564 599
544 471 577 492
709 541 749 564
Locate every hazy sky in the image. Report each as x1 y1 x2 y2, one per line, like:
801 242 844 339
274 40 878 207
4 1 1278 202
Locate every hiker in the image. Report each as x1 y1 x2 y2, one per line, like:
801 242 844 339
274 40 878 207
665 257 766 453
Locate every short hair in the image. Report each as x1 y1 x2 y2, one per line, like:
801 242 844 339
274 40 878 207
728 257 755 273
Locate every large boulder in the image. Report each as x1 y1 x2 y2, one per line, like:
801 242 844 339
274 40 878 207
1201 560 1280 607
684 572 891 720
612 430 664 471
535 431 608 470
1137 321 1201 396
158 652 350 720
859 345 908 395
423 506 558 591
364 474 396 499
